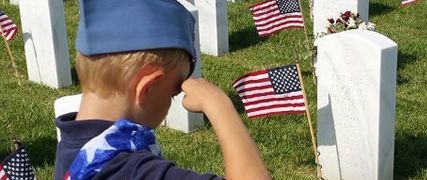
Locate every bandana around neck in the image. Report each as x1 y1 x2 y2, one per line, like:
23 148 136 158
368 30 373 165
67 119 161 180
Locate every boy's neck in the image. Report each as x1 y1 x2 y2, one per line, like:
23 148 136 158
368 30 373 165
76 92 132 122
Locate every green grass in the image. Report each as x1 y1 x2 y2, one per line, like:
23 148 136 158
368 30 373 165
1 0 426 179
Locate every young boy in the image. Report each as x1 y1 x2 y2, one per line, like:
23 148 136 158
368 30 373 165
54 0 270 179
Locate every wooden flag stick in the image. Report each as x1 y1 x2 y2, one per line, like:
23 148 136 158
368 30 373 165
1 28 22 85
7 124 20 151
295 61 322 178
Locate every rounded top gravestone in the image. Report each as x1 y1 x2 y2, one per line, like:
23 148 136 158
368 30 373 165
315 29 398 180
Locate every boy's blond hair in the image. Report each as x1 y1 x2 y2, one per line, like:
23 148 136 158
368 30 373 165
76 48 189 97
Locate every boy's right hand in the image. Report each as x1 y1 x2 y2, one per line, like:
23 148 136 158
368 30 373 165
181 78 232 114
181 78 271 180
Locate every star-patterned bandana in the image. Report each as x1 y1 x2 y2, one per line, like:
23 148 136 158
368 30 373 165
67 119 161 180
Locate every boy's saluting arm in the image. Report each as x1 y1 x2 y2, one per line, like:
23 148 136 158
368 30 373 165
181 78 271 180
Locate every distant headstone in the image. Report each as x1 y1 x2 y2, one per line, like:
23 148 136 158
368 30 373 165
313 0 369 36
54 94 82 142
19 0 72 88
193 0 229 56
9 0 18 5
315 30 397 180
167 0 204 133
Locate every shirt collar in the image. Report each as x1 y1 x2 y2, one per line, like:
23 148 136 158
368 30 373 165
55 112 114 142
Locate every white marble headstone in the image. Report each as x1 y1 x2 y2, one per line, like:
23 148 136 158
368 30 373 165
9 0 19 6
313 0 369 36
316 30 397 180
193 0 229 56
54 94 82 142
19 0 72 88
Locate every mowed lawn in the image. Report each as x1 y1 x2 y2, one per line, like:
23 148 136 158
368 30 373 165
1 0 426 179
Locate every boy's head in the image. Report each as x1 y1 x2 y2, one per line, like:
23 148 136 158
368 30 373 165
76 49 190 128
75 0 196 127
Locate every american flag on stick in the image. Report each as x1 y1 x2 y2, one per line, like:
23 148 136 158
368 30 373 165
233 64 306 118
402 0 417 6
0 10 18 42
0 146 36 180
250 0 305 37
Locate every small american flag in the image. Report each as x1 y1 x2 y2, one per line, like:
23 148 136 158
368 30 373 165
402 0 417 5
0 10 18 42
0 147 36 180
250 0 305 37
233 64 306 118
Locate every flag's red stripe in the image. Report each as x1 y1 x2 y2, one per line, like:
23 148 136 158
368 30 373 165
1 22 13 28
253 12 281 24
259 26 304 37
246 103 306 113
249 0 275 9
0 165 9 180
248 110 306 119
237 84 273 94
244 95 304 106
252 9 279 17
252 7 279 17
251 3 277 13
2 28 13 34
233 69 268 86
257 20 304 33
241 91 276 99
255 14 303 26
234 78 269 90
251 5 278 16
257 20 304 32
6 28 18 41
0 17 9 22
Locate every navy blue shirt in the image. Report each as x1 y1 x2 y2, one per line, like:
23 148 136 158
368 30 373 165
54 112 221 180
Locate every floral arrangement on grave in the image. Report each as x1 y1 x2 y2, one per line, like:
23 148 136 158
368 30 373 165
326 11 376 34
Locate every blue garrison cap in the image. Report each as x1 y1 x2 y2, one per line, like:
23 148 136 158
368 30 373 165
76 0 196 73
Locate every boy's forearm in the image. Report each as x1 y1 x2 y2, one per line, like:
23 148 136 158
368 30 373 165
205 98 271 180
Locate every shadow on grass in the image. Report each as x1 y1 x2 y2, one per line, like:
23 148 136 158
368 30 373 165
71 67 80 85
229 26 264 52
228 91 246 114
301 70 313 77
26 136 57 167
397 51 418 85
370 2 395 17
394 133 427 179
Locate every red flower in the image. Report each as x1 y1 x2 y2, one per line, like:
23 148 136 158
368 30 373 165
341 11 351 21
343 11 351 17
328 18 334 24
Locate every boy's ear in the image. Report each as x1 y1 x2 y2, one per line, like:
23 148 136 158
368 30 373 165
132 66 165 105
